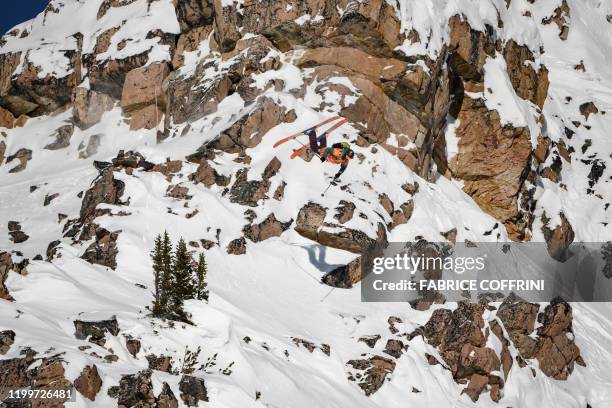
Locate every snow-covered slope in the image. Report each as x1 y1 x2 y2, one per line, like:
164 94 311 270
1 0 612 407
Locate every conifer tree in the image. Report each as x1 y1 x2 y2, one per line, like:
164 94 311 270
160 231 173 312
195 253 208 301
151 234 164 315
171 238 195 313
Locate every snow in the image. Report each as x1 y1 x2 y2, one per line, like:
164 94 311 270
1 0 612 407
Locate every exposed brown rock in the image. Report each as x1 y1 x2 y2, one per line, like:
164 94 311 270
463 373 489 402
126 338 141 357
0 330 15 354
73 87 114 129
229 168 270 206
448 96 532 240
243 213 292 242
6 148 32 173
115 369 156 408
81 228 120 269
74 365 102 401
334 200 356 224
179 375 208 406
157 382 179 408
44 124 74 150
227 237 246 255
146 354 173 373
542 212 574 261
542 0 571 40
79 168 125 224
0 105 16 128
503 40 549 108
383 339 405 358
346 355 396 396
74 316 119 346
579 101 599 120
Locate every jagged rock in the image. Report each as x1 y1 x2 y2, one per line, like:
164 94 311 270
542 0 571 40
334 200 356 224
321 256 362 288
74 316 119 346
166 184 192 200
9 229 29 244
579 102 599 120
378 193 394 215
448 96 532 240
81 228 120 269
229 168 270 206
85 51 150 100
388 316 402 334
179 375 208 406
227 237 246 255
126 338 141 358
213 97 296 151
0 351 35 392
74 365 102 401
157 382 179 408
262 157 281 179
79 168 125 224
346 355 396 396
243 213 292 242
463 372 489 402
383 339 405 358
542 212 574 262
0 105 15 128
0 330 15 354
191 160 217 187
292 338 330 355
121 62 169 116
503 40 549 109
6 147 32 173
358 334 381 348
44 193 60 206
73 87 114 129
273 181 286 201
146 354 173 373
46 240 61 261
44 124 74 150
116 369 156 408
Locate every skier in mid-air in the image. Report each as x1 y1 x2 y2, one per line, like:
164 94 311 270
304 127 354 181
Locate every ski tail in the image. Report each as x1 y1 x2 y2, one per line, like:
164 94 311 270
273 116 341 148
290 119 348 159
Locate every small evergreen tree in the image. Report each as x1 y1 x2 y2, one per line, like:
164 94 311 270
171 238 195 314
151 234 164 315
195 253 209 301
160 231 173 312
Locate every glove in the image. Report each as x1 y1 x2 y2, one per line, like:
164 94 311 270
320 156 326 162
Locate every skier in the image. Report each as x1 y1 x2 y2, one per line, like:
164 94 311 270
304 127 355 180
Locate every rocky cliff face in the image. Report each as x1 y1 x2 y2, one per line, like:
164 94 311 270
1 0 612 407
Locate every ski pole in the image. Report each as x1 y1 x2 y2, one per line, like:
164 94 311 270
321 181 334 197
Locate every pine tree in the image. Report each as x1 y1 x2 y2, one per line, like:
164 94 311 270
171 238 195 314
159 231 173 313
195 253 208 301
151 234 164 315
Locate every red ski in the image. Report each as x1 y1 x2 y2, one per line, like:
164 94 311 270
273 116 341 148
290 119 348 159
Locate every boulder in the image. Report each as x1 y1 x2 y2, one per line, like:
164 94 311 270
120 62 169 130
542 212 574 262
179 375 208 406
383 339 405 358
229 168 270 207
6 148 32 173
227 237 246 255
126 338 141 358
243 213 292 242
115 369 156 408
73 316 119 345
346 355 396 396
73 88 114 129
44 124 74 150
0 105 15 128
542 0 571 40
79 168 125 224
0 330 15 354
73 365 102 401
81 228 120 269
146 354 173 373
157 382 179 408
